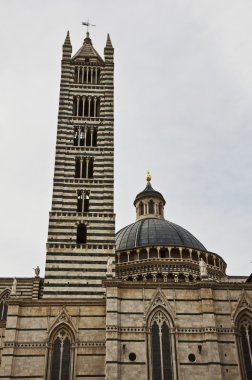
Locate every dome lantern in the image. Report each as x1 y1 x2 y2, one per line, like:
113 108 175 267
134 172 166 221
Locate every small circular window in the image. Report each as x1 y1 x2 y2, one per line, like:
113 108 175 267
188 353 196 362
129 352 136 362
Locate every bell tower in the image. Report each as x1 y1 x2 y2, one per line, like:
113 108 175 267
43 30 115 298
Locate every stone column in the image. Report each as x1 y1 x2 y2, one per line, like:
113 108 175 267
85 158 89 178
95 67 98 84
90 127 94 146
76 96 80 116
82 96 86 117
81 66 84 83
88 96 91 117
79 158 83 178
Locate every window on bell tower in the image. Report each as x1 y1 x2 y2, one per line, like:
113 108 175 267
74 66 100 84
75 157 94 179
77 190 90 213
77 223 87 244
74 126 97 147
73 96 100 117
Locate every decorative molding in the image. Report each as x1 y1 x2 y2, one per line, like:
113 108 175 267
48 307 77 336
78 341 105 347
4 342 46 348
144 287 176 322
4 341 105 349
106 326 146 333
232 290 252 322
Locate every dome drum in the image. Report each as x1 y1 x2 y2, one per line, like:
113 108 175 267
115 246 226 281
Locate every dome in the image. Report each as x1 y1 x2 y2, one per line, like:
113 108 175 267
116 217 206 251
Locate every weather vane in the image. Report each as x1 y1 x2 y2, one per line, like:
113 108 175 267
82 19 96 33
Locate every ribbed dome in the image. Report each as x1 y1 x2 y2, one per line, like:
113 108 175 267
116 218 206 251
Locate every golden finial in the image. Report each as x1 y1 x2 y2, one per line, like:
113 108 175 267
146 171 151 182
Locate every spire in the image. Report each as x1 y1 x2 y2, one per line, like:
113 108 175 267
104 33 114 63
64 31 71 46
62 31 72 59
106 34 113 48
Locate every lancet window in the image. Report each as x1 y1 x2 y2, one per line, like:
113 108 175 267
74 126 97 147
0 291 10 322
77 223 87 244
139 202 144 216
77 190 90 213
73 96 100 117
49 328 73 380
149 310 173 380
237 314 252 379
74 66 100 84
149 200 154 214
75 157 94 179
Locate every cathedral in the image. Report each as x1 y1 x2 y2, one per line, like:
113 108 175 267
0 29 252 380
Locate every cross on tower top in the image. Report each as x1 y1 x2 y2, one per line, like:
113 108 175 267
82 19 96 33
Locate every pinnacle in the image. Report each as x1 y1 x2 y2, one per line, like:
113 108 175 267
64 31 71 46
106 33 113 48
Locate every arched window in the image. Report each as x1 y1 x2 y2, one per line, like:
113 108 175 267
75 157 94 179
158 203 162 216
74 66 100 84
74 126 97 147
77 191 90 213
77 224 87 244
48 328 74 380
73 96 100 117
149 310 173 380
149 200 154 214
237 313 252 379
0 291 10 322
139 202 144 216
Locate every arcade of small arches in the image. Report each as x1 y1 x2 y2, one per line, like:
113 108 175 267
74 126 97 147
137 199 164 218
73 95 100 118
74 65 101 85
115 246 226 281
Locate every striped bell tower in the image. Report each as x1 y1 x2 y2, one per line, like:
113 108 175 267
43 30 115 298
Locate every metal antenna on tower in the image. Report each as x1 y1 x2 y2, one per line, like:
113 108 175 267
82 19 96 33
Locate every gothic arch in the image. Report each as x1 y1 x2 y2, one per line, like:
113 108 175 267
144 287 176 322
0 289 10 323
145 288 178 380
234 301 252 380
46 309 76 380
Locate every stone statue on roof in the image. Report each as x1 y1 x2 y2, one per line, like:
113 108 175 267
199 257 207 277
107 257 113 275
34 266 40 278
11 277 17 295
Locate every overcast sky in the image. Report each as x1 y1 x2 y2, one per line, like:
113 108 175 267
0 0 252 277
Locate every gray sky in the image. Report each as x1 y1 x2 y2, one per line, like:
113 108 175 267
0 0 252 277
